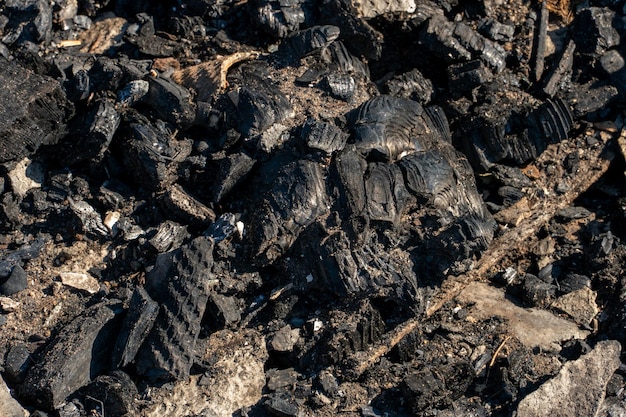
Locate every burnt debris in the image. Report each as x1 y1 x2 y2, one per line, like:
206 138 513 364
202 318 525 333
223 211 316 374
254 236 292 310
0 0 626 416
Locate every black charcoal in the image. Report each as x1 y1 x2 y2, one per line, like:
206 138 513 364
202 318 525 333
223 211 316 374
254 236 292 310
205 293 241 329
160 183 216 227
542 40 575 98
3 0 53 45
385 68 434 104
531 0 549 82
211 153 256 203
135 237 214 381
0 264 27 296
146 76 196 128
281 25 340 60
302 118 348 154
4 341 31 383
84 371 138 417
573 7 620 56
148 220 189 253
21 300 124 409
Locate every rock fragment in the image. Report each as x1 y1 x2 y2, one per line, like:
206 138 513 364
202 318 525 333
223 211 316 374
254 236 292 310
516 340 621 417
6 158 45 198
0 374 27 417
0 265 27 296
551 287 598 326
59 272 100 294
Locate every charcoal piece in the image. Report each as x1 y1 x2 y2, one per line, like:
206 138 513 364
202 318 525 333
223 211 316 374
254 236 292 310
0 237 46 278
135 237 214 381
121 118 187 190
253 0 306 38
0 58 73 163
498 185 524 207
146 76 196 128
526 98 573 150
447 60 493 96
160 183 216 227
570 82 619 117
559 273 591 294
129 33 177 57
452 21 506 73
148 220 188 253
248 159 329 265
3 0 52 45
84 371 137 417
4 341 30 383
205 293 241 329
302 118 348 154
65 69 90 102
573 7 620 56
322 41 370 79
64 99 120 164
398 150 455 201
335 148 368 221
264 392 301 417
385 68 433 104
67 197 109 237
88 57 125 93
350 96 448 162
542 40 575 98
0 264 27 296
281 25 340 60
110 287 159 370
117 80 150 107
21 300 124 410
204 213 237 242
237 83 293 137
401 361 474 412
318 0 382 60
531 0 549 82
324 72 356 101
522 274 556 307
364 162 412 224
478 18 515 42
419 15 471 64
211 153 256 203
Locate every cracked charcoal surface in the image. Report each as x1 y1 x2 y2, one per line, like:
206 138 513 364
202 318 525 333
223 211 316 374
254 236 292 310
1 0 626 416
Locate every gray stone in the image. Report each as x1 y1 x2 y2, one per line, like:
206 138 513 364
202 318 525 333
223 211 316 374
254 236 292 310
516 340 621 417
0 375 27 417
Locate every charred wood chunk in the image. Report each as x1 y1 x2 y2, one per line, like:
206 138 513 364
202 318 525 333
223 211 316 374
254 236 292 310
302 118 348 155
205 293 242 329
248 159 329 265
335 148 368 222
20 300 124 410
526 98 573 150
281 25 340 60
253 0 307 38
399 151 455 202
324 72 356 102
65 68 90 102
350 96 447 162
385 68 434 104
531 0 549 82
447 60 493 97
0 58 73 163
321 41 370 79
542 40 575 98
570 82 619 117
146 76 196 128
84 370 138 417
135 237 214 381
211 152 256 203
148 220 189 253
159 183 216 227
318 0 382 60
573 7 620 57
110 287 159 370
121 117 191 191
364 162 412 224
419 15 471 63
63 99 120 165
3 0 52 45
237 82 293 137
402 361 474 412
478 18 515 42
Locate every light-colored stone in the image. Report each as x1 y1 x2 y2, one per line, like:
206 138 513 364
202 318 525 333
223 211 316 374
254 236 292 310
7 158 44 197
350 0 416 18
268 325 300 352
551 286 599 326
0 375 28 417
142 329 268 417
517 340 621 417
59 272 100 294
0 297 19 312
456 282 589 351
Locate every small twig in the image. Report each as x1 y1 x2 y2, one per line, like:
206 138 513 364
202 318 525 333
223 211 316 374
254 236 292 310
86 395 105 417
489 335 511 368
